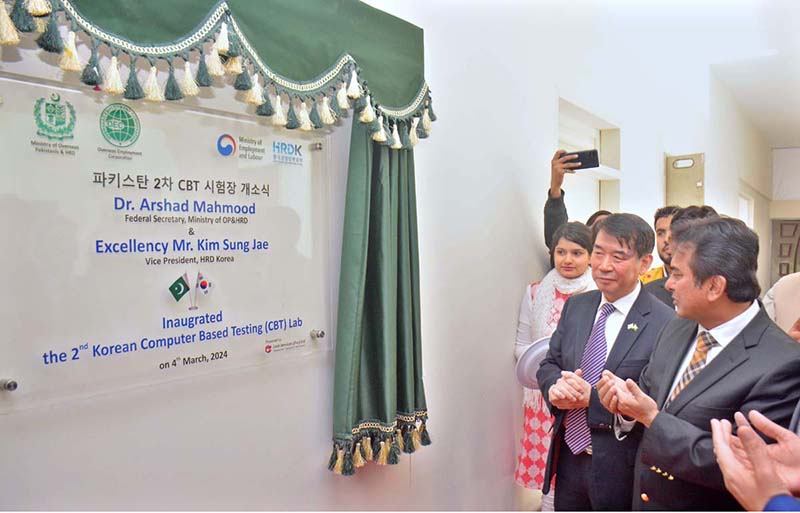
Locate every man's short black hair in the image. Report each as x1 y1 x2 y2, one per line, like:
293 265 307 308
670 205 719 228
654 206 680 227
551 221 593 254
671 216 760 302
592 213 655 259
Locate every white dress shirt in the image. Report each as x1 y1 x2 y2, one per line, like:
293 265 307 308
595 282 642 358
664 300 760 403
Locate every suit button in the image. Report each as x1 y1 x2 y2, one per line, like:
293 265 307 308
641 493 650 502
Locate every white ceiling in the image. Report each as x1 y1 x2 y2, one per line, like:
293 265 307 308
712 53 800 149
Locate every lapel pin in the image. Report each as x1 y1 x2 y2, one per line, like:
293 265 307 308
627 323 639 332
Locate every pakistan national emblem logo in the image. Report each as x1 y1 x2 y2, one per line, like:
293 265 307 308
34 93 76 140
100 103 141 147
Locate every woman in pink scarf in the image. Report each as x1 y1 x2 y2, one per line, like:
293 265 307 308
514 222 595 511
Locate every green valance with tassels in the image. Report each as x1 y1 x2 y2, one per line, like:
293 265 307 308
0 0 436 142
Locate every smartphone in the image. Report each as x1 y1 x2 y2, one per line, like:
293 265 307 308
562 149 599 170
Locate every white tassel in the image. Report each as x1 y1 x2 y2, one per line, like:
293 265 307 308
346 68 361 99
358 96 375 123
206 43 225 77
409 118 419 147
371 115 387 142
422 108 432 133
298 101 312 131
390 123 403 149
143 65 164 102
216 22 230 55
336 83 350 110
33 16 46 32
271 95 287 126
224 55 242 75
319 96 336 125
0 1 20 46
26 0 51 17
103 56 124 95
180 61 199 97
58 31 81 71
244 73 263 105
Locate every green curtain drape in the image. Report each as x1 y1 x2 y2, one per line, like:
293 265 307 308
329 118 429 475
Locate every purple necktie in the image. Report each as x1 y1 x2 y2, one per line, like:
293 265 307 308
564 302 616 455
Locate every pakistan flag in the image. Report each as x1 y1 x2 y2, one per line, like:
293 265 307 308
169 274 191 302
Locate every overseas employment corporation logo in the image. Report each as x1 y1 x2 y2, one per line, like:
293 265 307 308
34 93 76 140
100 103 141 147
217 134 237 156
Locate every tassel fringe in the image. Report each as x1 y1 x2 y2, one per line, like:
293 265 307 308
233 69 251 91
244 74 263 105
59 31 81 71
422 108 432 133
376 440 389 466
124 59 144 100
362 436 373 461
390 123 403 150
255 90 274 116
180 60 199 96
309 100 323 129
346 68 361 99
216 21 229 54
102 56 124 95
353 443 366 468
271 95 287 126
336 82 350 110
0 1 20 45
26 0 51 17
319 96 336 125
285 99 299 129
11 0 35 33
80 42 102 86
206 43 225 77
332 448 344 475
164 62 183 101
358 96 375 123
195 52 211 87
35 12 62 53
371 115 387 142
144 65 164 102
223 55 242 75
298 101 313 131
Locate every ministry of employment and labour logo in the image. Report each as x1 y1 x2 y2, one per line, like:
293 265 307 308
34 93 76 141
217 134 237 156
100 103 141 147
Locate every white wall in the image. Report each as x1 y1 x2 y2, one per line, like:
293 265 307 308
1 0 793 509
773 148 800 201
707 74 773 289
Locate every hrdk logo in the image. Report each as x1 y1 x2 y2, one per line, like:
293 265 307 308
217 134 237 156
272 141 303 165
99 103 141 147
34 93 76 140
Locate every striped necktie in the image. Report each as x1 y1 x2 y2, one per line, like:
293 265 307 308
564 302 616 455
664 331 717 408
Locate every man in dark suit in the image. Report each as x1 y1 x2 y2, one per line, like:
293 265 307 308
598 216 800 510
537 213 675 510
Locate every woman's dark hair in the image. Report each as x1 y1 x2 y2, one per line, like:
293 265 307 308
670 205 718 229
551 221 592 254
671 216 760 302
586 210 613 227
592 213 655 258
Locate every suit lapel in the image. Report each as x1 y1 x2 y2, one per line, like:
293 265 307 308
572 291 602 368
655 320 698 407
605 290 651 372
666 309 769 414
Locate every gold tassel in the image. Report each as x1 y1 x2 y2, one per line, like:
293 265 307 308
143 65 164 102
412 425 423 450
103 56 125 95
362 436 373 461
353 443 366 468
33 16 47 33
376 440 389 466
216 21 230 55
422 107 432 133
244 73 263 105
298 101 312 131
180 61 199 97
390 123 403 149
336 83 350 110
346 68 361 99
206 43 224 77
26 0 52 17
0 1 20 46
371 115 387 142
396 428 405 451
271 95 287 126
358 96 375 123
223 55 242 75
332 448 344 475
319 96 336 125
58 31 82 71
